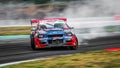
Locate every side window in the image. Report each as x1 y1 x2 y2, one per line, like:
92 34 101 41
54 23 66 28
54 23 62 28
40 25 47 29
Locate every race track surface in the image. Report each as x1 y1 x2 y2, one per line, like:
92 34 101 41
0 35 120 64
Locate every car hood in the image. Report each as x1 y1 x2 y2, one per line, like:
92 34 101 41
38 28 70 35
46 28 64 35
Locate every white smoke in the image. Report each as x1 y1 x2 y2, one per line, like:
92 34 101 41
1 0 120 27
63 0 120 17
46 0 120 41
45 0 120 28
46 0 120 17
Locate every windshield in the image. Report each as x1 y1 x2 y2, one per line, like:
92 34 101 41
39 23 68 29
38 20 68 29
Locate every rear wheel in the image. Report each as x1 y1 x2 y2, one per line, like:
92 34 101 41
30 34 38 50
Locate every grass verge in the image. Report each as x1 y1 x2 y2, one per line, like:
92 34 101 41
2 50 120 68
0 26 31 36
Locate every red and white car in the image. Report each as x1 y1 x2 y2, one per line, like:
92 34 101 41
30 18 78 50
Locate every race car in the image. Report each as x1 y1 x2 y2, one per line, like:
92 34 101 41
30 18 78 50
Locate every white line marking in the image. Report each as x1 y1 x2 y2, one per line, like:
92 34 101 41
0 54 72 67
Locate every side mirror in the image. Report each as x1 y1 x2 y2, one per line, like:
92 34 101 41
31 28 36 31
69 27 74 29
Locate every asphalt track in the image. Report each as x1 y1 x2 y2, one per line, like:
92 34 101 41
0 35 120 64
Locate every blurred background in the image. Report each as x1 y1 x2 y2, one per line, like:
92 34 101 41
1 0 120 19
0 0 120 36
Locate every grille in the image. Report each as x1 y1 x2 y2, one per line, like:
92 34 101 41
47 34 63 38
48 39 63 44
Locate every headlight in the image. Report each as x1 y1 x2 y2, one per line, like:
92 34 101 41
38 34 44 38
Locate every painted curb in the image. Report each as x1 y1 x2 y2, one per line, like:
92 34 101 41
0 35 29 40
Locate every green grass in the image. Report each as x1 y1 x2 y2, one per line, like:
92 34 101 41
2 50 120 68
0 26 31 36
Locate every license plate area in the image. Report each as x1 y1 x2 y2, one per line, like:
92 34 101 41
52 37 61 40
48 39 63 45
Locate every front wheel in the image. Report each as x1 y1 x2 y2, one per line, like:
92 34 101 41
69 40 78 50
30 34 38 50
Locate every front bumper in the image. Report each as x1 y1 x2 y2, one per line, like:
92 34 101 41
34 36 77 48
44 44 73 48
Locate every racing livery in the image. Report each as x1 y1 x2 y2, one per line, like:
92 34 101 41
30 18 78 50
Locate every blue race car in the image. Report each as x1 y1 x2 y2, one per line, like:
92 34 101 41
30 18 78 50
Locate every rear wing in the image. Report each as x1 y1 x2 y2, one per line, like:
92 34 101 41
30 19 39 25
31 18 67 25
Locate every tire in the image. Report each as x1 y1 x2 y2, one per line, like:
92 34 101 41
69 40 78 50
30 34 38 50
